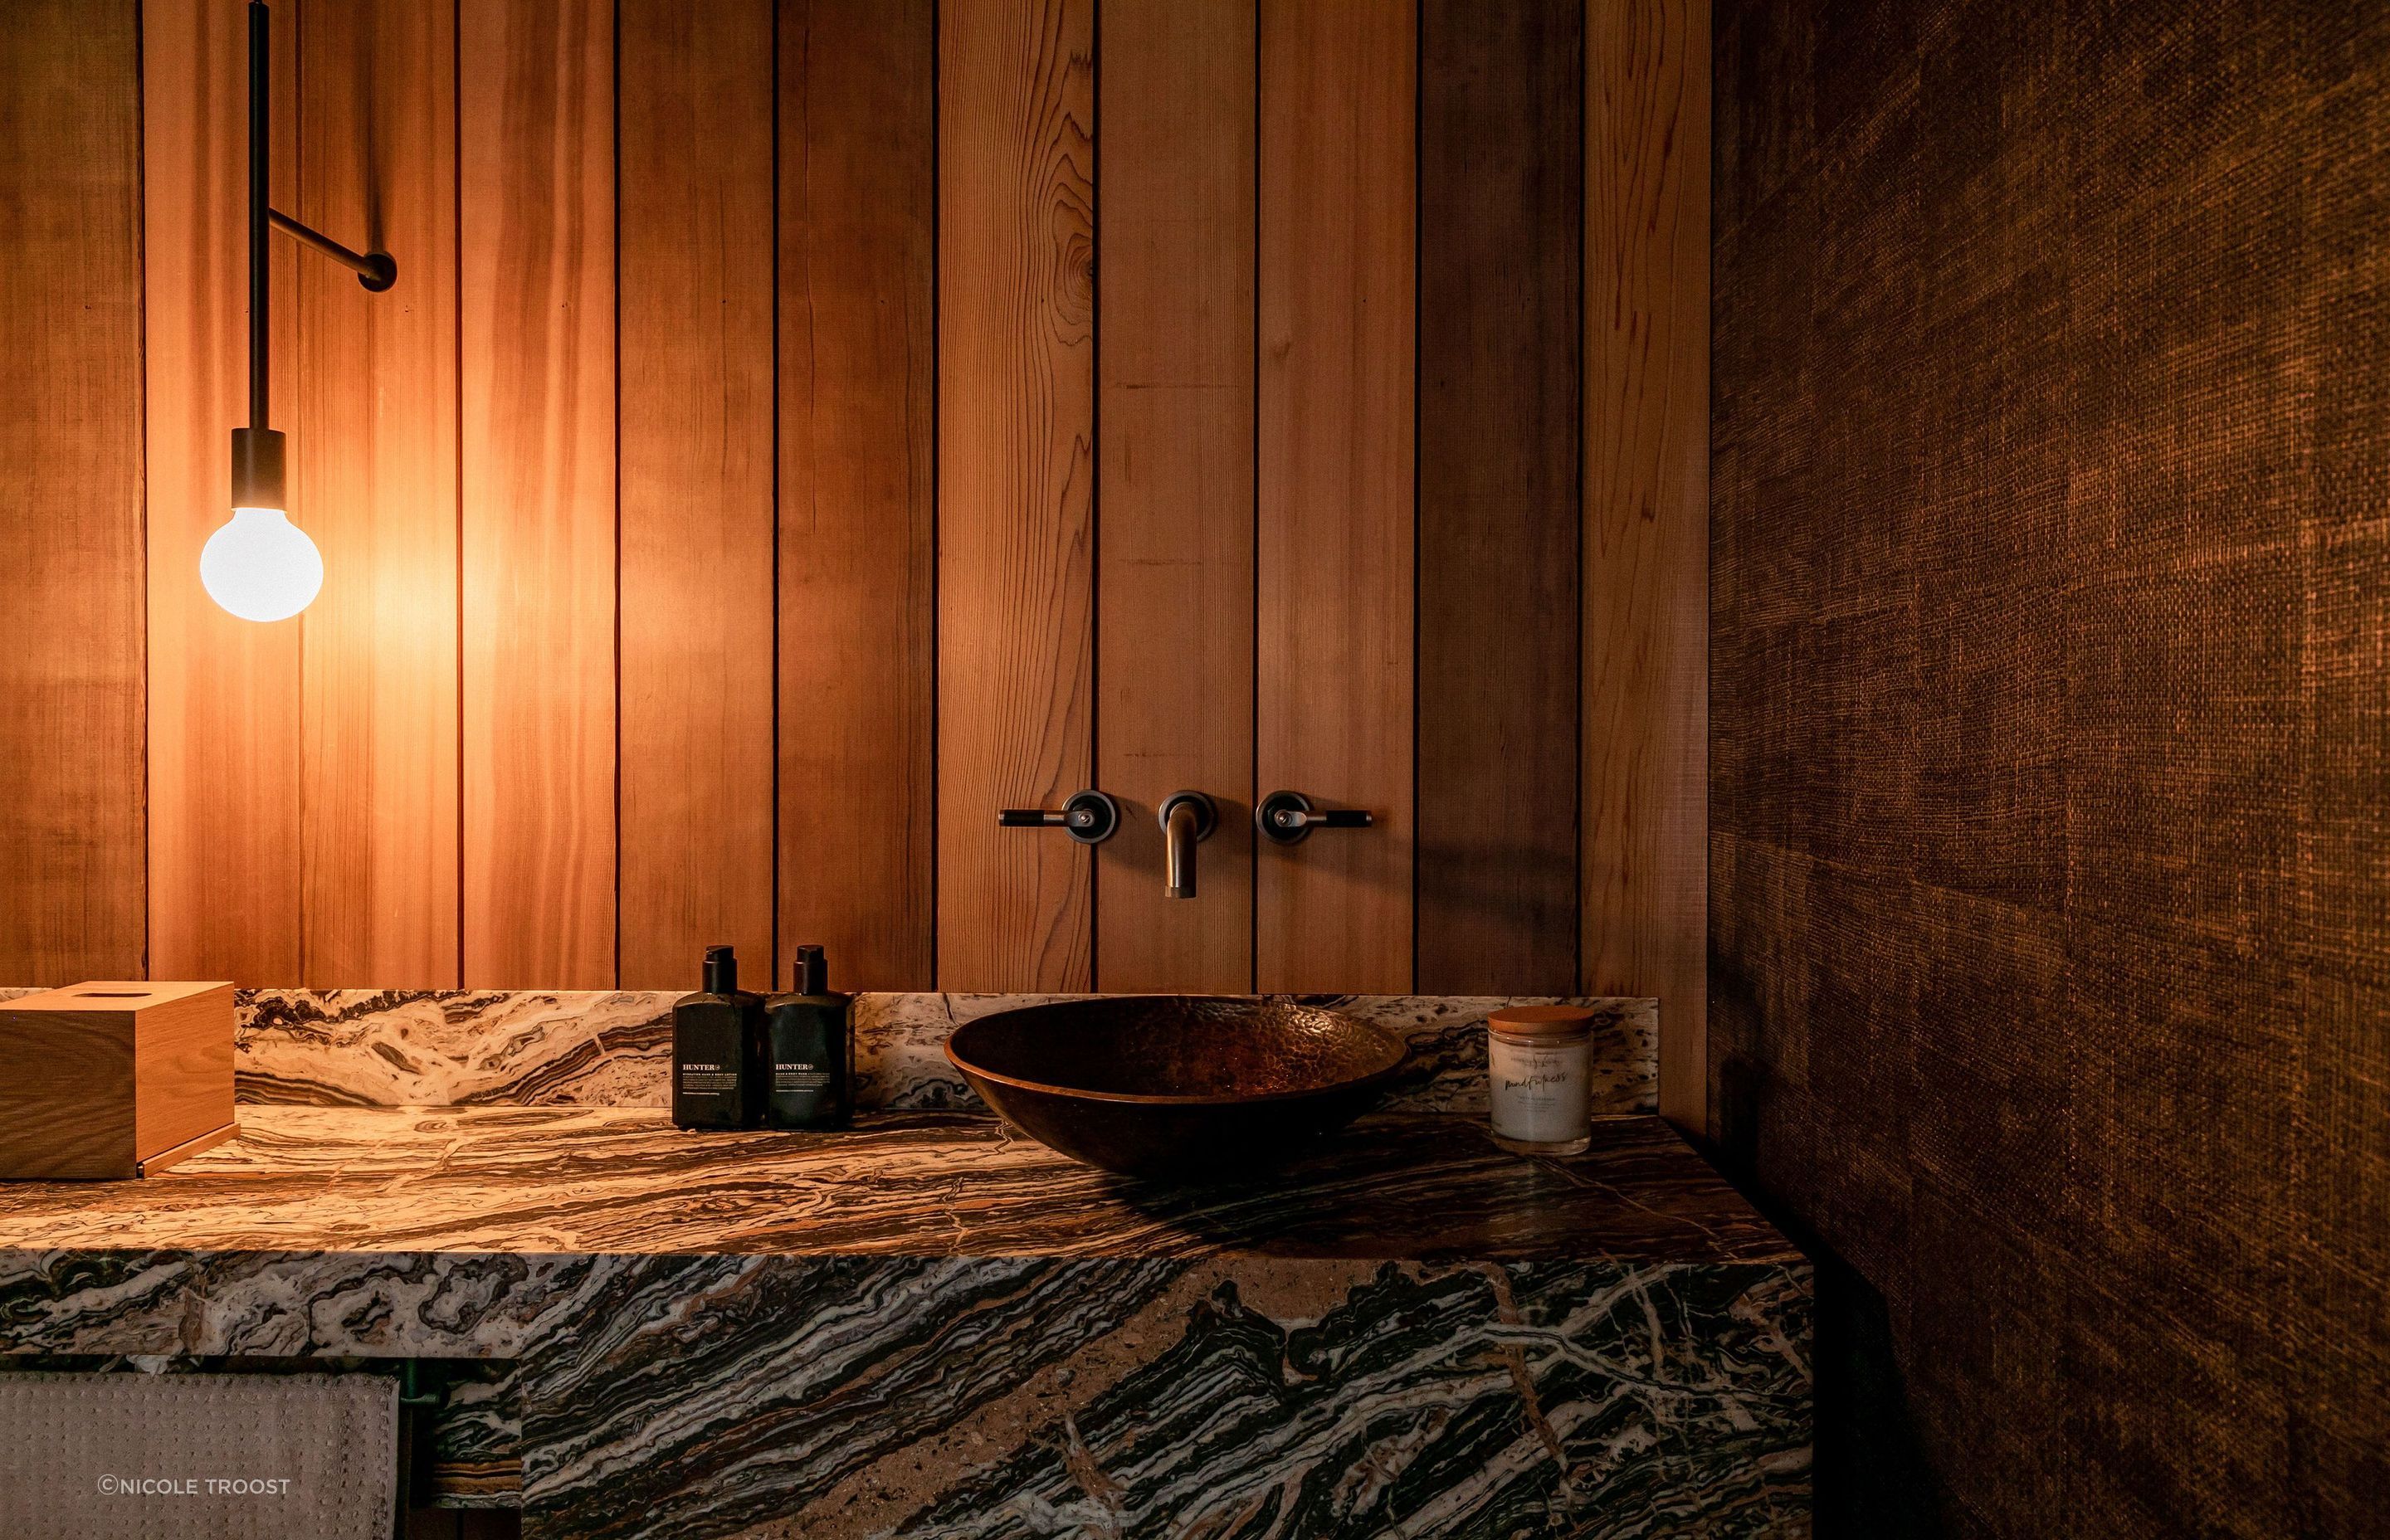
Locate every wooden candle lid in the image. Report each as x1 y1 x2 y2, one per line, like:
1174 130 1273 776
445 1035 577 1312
1487 1005 1596 1040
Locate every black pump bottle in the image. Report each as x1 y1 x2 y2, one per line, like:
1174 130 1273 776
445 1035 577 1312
763 944 854 1128
672 944 766 1129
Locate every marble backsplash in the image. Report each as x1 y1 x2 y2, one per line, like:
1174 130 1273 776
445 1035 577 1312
238 991 1658 1114
0 994 1663 1114
0 987 1656 1114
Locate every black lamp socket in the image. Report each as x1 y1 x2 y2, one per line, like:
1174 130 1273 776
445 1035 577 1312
230 426 287 510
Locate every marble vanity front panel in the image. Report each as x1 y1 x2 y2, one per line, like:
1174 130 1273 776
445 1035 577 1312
0 1246 1808 1538
520 1254 1811 1539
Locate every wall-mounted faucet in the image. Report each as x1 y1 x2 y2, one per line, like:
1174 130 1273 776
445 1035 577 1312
1157 792 1218 899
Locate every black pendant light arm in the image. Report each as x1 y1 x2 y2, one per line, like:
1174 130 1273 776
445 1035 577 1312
233 0 397 512
269 209 398 292
247 0 271 434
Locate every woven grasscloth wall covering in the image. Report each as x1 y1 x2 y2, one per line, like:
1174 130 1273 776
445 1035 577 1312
1709 0 2387 1533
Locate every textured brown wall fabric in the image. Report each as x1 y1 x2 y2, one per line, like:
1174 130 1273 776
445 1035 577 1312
1710 1 2388 1535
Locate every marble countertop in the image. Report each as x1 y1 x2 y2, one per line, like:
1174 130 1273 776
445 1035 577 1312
0 1107 1790 1267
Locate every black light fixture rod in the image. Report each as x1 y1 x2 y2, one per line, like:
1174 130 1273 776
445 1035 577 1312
245 0 397 395
232 0 397 514
232 0 284 513
268 209 398 291
248 0 271 431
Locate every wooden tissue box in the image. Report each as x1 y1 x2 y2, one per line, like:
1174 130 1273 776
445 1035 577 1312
0 981 237 1179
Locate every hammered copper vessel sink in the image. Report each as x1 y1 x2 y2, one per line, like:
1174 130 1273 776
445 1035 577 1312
944 997 1407 1180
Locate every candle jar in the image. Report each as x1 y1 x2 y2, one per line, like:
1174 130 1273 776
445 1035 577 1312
1486 1006 1595 1155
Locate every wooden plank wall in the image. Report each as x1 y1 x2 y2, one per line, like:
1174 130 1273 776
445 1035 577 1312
617 0 777 987
295 0 460 988
0 0 147 985
778 0 938 993
1584 0 1710 1127
1417 0 1584 996
1094 0 1256 993
936 0 1099 992
1255 0 1417 994
127 0 948 1001
18 1 1710 1119
146 0 304 988
459 0 617 990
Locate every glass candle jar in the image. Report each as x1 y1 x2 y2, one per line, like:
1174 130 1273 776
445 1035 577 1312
1486 1005 1596 1155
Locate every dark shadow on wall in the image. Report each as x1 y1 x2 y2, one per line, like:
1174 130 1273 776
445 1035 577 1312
1717 1050 1945 1538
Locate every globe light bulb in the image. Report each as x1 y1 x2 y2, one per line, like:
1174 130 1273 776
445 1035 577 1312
199 507 323 622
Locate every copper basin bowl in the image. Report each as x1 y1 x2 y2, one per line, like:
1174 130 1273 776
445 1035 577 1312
944 997 1407 1180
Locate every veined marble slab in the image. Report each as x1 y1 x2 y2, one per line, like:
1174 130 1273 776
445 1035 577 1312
521 1254 1810 1540
0 1108 1767 1263
0 1108 1807 1538
0 1248 1807 1538
221 991 1657 1114
236 989 680 1106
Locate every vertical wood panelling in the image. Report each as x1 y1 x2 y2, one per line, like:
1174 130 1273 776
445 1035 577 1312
460 0 617 988
1094 0 1256 993
617 0 776 990
1256 0 1416 993
297 0 461 987
937 0 1098 992
778 0 938 992
1584 0 1709 1129
146 0 305 987
1417 0 1582 994
0 0 146 985
66 2 1709 1017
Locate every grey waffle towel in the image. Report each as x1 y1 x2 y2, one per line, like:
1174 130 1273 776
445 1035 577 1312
0 1371 396 1539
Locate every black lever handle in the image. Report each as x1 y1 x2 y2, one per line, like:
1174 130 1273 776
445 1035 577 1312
1256 790 1373 845
997 789 1120 845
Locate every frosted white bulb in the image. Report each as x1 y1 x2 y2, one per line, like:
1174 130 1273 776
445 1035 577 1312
200 507 323 622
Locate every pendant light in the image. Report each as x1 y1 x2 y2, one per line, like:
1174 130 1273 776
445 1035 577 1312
200 0 398 623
